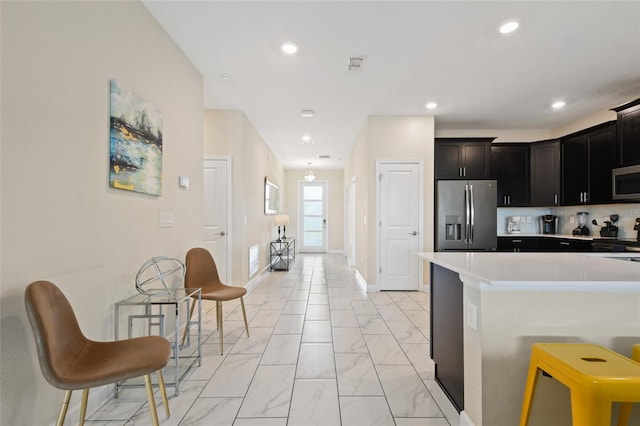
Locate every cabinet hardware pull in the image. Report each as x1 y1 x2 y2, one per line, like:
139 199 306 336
560 242 570 246
554 194 558 205
512 240 522 243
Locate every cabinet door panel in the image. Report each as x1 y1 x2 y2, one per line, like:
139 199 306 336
531 141 560 206
618 104 640 166
462 143 491 179
587 124 616 203
561 136 587 205
435 143 462 179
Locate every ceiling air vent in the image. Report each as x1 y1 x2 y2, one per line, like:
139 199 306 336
347 56 366 72
318 155 331 159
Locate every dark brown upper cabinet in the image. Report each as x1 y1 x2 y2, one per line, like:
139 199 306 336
561 121 616 205
434 138 494 180
612 98 640 167
491 144 530 207
530 139 561 207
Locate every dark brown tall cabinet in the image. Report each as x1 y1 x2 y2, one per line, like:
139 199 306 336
561 121 616 205
612 98 640 166
530 140 561 207
491 144 529 206
434 138 494 179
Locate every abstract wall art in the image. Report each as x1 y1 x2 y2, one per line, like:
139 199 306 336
109 80 163 196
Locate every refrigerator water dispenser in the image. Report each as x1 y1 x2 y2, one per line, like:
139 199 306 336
445 216 462 240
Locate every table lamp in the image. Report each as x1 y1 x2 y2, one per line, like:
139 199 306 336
274 214 289 241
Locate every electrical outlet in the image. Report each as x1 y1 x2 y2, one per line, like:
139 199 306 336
466 302 477 330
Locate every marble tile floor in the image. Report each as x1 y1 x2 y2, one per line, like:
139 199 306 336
88 254 459 426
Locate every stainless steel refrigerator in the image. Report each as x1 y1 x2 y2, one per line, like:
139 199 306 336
436 180 497 251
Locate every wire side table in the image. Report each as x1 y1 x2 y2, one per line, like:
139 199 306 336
114 288 201 396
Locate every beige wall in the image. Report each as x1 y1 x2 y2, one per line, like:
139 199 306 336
1 2 204 424
283 169 345 252
203 110 285 284
345 116 435 287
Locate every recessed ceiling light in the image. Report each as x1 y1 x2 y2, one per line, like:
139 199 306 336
301 110 314 118
281 42 298 55
499 21 519 34
425 102 438 109
302 135 311 142
552 101 566 109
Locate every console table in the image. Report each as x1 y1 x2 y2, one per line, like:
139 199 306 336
114 288 201 396
270 238 295 270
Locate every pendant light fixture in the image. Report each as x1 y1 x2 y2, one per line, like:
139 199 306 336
304 162 316 182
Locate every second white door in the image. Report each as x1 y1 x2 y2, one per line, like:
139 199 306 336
378 161 422 291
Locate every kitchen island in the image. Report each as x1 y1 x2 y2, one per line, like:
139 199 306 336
417 251 640 426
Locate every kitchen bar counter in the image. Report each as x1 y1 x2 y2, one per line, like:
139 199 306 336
417 251 640 426
497 233 595 240
421 251 640 291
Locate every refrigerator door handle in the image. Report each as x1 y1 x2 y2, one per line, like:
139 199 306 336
469 185 476 244
464 184 470 244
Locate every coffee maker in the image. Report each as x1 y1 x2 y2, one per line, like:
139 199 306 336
507 216 521 234
572 211 590 236
539 215 558 234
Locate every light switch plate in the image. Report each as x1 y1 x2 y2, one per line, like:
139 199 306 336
160 212 175 227
178 176 190 188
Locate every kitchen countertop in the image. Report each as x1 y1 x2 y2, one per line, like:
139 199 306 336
418 251 640 291
497 233 595 240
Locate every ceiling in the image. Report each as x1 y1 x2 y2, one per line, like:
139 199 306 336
142 1 640 170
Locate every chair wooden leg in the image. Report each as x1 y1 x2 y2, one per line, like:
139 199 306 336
56 390 72 426
180 298 197 347
78 389 89 425
240 297 249 338
144 374 160 426
156 369 170 418
217 301 224 355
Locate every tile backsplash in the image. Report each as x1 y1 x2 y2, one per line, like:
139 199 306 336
497 203 640 239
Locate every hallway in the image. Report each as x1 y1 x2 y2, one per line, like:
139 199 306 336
89 254 458 425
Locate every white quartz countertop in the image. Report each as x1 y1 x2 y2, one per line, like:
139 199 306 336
417 251 640 291
497 233 595 241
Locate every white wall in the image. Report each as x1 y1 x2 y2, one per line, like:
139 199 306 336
1 2 204 424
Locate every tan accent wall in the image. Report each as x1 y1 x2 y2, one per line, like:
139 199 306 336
203 110 285 284
345 116 435 288
1 2 204 423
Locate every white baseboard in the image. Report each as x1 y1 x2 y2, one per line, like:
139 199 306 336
460 411 476 426
354 269 379 292
245 266 270 293
328 248 344 254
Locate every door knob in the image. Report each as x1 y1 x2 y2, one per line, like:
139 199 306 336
409 231 418 236
219 231 226 236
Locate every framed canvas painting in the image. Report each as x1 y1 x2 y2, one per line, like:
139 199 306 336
109 80 163 196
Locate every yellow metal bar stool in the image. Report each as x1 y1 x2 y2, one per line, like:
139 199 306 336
618 343 640 426
520 343 640 426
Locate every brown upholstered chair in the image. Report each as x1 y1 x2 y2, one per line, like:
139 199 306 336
184 247 249 355
25 280 171 426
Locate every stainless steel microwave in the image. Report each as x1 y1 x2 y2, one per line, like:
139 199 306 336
612 164 640 201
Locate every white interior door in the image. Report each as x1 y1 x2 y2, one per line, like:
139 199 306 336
298 181 328 253
203 158 229 282
378 161 422 291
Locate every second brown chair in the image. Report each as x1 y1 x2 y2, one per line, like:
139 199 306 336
184 247 249 354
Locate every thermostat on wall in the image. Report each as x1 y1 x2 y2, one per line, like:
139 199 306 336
178 176 190 188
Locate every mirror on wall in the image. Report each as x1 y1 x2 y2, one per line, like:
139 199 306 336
265 178 280 215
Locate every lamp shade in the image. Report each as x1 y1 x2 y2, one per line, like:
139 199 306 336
274 214 289 226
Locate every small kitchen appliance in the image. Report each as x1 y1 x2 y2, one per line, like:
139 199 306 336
592 214 619 238
507 216 521 234
540 215 558 234
572 211 590 236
